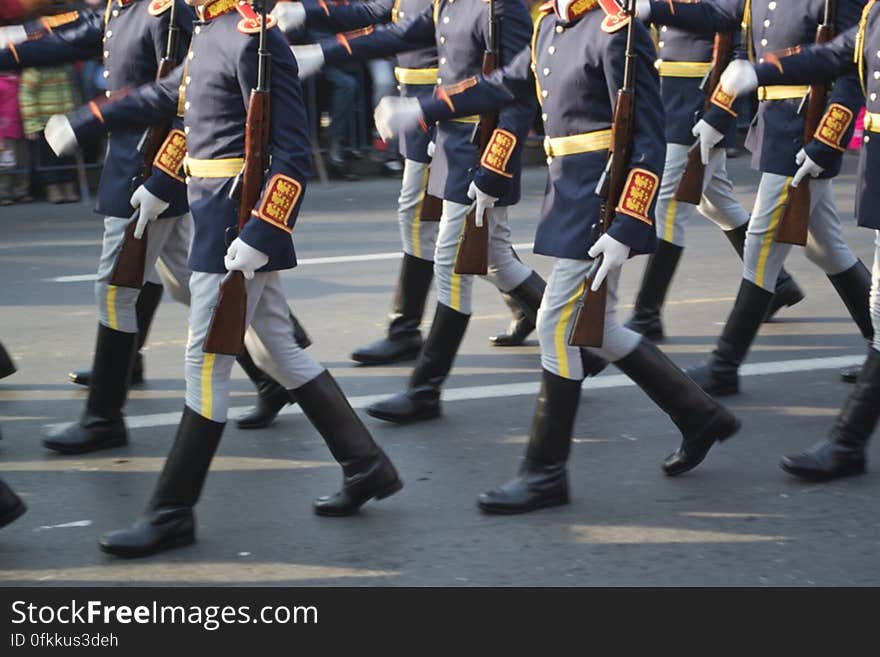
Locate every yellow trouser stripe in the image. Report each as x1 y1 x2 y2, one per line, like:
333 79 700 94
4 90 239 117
555 279 586 379
106 285 118 329
449 216 468 311
663 197 677 243
411 167 430 259
756 178 792 287
657 60 713 78
201 353 215 419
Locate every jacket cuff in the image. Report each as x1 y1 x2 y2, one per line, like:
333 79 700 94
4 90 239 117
473 128 518 197
803 138 843 172
240 173 304 261
69 101 109 145
702 103 736 137
144 168 184 205
608 214 657 255
609 167 660 253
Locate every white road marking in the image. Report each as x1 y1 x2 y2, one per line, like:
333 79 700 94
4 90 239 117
44 242 538 283
34 520 92 532
43 355 864 432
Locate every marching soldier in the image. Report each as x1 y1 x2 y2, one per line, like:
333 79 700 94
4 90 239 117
291 0 609 425
377 0 740 513
660 0 873 397
0 0 301 449
625 0 803 342
714 0 880 480
273 0 537 363
49 0 403 557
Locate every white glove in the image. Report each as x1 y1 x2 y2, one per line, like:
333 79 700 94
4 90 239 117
718 59 758 98
271 1 306 32
130 185 170 239
792 148 824 188
427 140 435 158
467 181 498 228
44 114 78 157
291 44 325 79
374 96 423 142
224 237 269 279
587 233 631 292
0 25 27 48
692 119 724 165
635 0 651 21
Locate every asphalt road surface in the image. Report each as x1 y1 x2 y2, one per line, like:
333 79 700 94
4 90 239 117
1 153 878 586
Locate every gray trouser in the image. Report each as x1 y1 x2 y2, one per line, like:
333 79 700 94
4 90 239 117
655 143 749 246
150 213 192 305
538 257 641 380
872 231 880 353
744 174 856 292
434 201 532 315
398 159 439 260
185 271 324 422
95 214 192 333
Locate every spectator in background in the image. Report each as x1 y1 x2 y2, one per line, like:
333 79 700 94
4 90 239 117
0 71 29 204
19 64 79 203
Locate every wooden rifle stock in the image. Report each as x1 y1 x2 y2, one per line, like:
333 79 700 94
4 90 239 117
108 53 180 289
419 192 443 222
569 89 635 347
776 22 834 246
675 32 734 204
202 89 272 356
454 11 499 276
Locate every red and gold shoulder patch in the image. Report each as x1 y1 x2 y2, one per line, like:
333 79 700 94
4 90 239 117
236 1 277 33
148 0 173 17
153 129 187 182
615 168 659 225
41 10 79 31
480 129 517 179
598 0 629 32
814 103 854 152
252 174 302 233
709 83 738 117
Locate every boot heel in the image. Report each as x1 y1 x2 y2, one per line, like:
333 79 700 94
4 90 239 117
713 409 741 443
374 478 404 500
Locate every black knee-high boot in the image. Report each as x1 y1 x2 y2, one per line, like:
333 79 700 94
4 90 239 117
366 303 470 423
0 341 16 380
491 267 544 347
352 253 434 365
478 369 580 514
295 371 402 516
0 477 26 528
616 340 740 475
723 224 804 321
625 240 684 342
44 324 137 454
781 347 880 481
828 261 874 384
687 279 775 396
99 406 224 557
69 281 163 387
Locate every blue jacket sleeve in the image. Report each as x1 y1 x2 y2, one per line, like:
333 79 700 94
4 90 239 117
471 0 535 199
801 1 865 171
647 0 742 32
0 8 103 70
604 20 665 255
319 3 435 64
754 26 859 86
301 0 393 32
239 30 313 263
419 45 533 121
